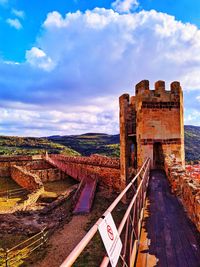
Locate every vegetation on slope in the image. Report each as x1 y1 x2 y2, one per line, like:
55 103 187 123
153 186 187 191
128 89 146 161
48 126 200 162
0 125 199 161
0 136 80 156
184 125 200 162
48 133 120 157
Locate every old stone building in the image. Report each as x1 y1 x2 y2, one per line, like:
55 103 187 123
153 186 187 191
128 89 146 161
119 80 185 188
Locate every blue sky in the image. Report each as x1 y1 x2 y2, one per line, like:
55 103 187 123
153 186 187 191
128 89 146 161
0 0 200 136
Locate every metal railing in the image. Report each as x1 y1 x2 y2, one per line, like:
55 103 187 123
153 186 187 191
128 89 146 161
0 228 48 267
0 188 28 200
60 158 151 267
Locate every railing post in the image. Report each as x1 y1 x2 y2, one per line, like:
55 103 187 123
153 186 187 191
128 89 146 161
5 248 8 267
6 189 8 202
41 228 44 247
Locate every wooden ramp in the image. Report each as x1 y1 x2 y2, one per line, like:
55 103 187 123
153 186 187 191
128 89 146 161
136 170 200 267
73 178 97 214
45 154 97 214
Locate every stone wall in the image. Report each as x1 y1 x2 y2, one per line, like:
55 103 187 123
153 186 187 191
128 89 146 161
82 165 120 190
46 154 121 191
11 165 43 191
25 160 55 170
0 155 64 183
47 154 120 169
30 168 65 182
164 155 200 232
11 187 44 213
24 159 66 182
8 163 45 212
0 155 43 177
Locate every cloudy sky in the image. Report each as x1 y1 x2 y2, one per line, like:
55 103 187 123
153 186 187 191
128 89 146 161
0 0 200 136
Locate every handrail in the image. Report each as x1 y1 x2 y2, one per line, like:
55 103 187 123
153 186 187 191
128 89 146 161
0 188 27 195
0 228 48 266
60 158 150 267
100 158 150 267
7 227 47 253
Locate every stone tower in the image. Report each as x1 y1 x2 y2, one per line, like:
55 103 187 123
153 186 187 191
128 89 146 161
119 80 185 188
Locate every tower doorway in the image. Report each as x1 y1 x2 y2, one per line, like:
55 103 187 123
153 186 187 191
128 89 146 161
153 142 164 169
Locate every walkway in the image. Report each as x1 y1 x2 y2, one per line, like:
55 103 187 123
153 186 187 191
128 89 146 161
136 170 200 267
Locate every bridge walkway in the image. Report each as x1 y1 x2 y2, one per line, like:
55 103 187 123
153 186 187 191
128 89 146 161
136 170 200 267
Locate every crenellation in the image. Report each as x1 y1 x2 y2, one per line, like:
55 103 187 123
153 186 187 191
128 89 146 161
170 81 181 94
155 80 165 92
135 79 149 94
119 93 130 103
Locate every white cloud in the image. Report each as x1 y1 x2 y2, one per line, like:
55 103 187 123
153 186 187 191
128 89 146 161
26 47 55 71
0 8 200 136
185 109 200 126
12 9 25 19
112 0 139 13
6 18 22 29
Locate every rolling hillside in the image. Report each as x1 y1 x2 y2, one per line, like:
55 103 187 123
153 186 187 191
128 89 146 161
0 125 199 162
48 133 120 157
184 125 200 162
0 136 80 156
48 125 200 162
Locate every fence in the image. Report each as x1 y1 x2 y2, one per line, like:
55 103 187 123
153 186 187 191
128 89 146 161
0 228 48 267
0 188 28 200
60 157 151 267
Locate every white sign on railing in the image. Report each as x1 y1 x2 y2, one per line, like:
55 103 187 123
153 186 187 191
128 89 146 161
98 212 122 267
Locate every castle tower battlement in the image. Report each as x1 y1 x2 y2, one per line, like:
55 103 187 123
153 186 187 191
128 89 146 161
119 80 185 189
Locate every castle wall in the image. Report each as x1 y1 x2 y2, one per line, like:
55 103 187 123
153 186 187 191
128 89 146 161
45 155 121 191
47 154 120 169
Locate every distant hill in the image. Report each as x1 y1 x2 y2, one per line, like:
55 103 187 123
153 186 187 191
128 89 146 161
48 133 120 157
48 126 200 162
0 125 199 162
0 136 80 156
184 125 200 162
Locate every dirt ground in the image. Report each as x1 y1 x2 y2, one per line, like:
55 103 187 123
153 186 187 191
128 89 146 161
31 188 117 267
33 215 89 267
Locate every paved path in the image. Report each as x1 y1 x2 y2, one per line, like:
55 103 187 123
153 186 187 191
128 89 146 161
136 170 200 267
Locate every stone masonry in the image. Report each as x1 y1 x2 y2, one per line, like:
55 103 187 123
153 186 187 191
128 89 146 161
165 155 200 231
119 80 185 188
45 154 121 191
